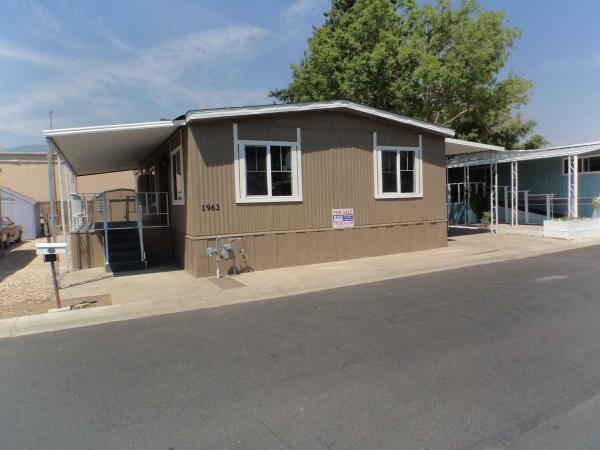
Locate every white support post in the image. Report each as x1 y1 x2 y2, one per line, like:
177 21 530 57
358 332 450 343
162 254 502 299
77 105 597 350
463 166 470 224
504 187 509 223
490 161 498 234
46 139 58 241
102 193 109 270
511 161 519 226
57 157 70 272
567 154 578 219
546 194 551 219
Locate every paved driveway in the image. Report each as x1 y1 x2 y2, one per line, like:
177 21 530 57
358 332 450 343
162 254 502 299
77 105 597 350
2 245 600 449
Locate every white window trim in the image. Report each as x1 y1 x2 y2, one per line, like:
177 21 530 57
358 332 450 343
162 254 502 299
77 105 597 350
561 155 600 176
169 144 185 205
373 132 423 199
233 124 303 204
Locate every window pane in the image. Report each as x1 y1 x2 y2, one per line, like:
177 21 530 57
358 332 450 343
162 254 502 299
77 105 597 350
270 146 292 171
400 151 414 170
381 151 397 193
245 146 268 195
271 145 292 197
589 156 600 172
401 170 415 193
400 151 415 193
272 172 292 196
171 150 183 201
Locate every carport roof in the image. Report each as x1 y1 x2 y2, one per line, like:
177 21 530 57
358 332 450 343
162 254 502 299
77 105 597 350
447 141 600 168
43 120 184 176
43 101 455 176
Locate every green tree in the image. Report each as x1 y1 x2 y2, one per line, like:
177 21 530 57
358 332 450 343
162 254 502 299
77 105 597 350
271 0 547 149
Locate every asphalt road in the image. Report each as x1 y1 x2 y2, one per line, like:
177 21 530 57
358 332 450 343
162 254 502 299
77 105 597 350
2 245 600 450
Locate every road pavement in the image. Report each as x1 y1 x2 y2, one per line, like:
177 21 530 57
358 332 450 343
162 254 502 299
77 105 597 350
2 245 600 449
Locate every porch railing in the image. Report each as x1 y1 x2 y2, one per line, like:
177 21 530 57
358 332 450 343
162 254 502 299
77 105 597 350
69 191 169 231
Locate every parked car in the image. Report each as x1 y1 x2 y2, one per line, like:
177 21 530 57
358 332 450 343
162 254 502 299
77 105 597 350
1 217 23 247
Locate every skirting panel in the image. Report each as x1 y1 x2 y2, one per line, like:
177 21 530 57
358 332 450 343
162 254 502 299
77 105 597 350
184 221 447 278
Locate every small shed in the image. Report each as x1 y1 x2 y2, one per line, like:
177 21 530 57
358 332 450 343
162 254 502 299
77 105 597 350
0 187 41 240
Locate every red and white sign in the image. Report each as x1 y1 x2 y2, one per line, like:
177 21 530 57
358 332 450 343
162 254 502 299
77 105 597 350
332 208 354 228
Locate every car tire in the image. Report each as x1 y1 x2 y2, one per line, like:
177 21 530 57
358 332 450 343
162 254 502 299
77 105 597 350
16 232 22 243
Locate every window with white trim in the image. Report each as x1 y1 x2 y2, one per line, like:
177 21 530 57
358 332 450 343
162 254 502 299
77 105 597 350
374 141 423 198
234 128 302 203
170 145 185 205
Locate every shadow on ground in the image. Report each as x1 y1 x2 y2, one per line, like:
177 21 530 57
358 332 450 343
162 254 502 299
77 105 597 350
0 242 36 283
448 226 489 238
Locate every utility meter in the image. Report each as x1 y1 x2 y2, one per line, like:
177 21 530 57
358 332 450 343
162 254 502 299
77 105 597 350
220 244 234 260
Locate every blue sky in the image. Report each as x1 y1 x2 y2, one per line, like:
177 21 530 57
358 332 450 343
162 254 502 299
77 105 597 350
0 0 599 148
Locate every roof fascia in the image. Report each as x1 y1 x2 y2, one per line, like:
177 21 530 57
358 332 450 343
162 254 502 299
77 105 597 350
186 101 455 137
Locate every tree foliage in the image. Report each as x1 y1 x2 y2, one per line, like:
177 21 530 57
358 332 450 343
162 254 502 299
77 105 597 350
271 0 547 149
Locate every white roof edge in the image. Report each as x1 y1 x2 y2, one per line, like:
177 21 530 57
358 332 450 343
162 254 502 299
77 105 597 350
535 140 600 152
445 138 505 151
447 141 600 167
42 119 185 137
185 101 455 137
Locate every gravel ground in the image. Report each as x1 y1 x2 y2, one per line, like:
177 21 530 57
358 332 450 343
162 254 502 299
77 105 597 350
0 238 57 319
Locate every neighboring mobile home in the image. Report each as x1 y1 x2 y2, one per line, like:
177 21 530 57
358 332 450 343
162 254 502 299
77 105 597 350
43 101 454 276
446 141 600 227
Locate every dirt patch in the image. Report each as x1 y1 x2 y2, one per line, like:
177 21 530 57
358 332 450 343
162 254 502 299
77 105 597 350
0 238 64 319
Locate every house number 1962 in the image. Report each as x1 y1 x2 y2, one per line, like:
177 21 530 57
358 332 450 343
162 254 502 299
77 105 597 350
201 203 220 212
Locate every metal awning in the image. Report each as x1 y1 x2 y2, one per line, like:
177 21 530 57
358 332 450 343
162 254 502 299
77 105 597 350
447 141 600 168
43 120 184 176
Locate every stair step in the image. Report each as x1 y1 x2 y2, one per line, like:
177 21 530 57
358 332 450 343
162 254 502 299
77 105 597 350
108 260 147 273
109 250 142 262
108 233 139 243
109 241 140 252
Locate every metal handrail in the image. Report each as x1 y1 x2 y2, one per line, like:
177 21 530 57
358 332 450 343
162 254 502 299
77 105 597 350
102 193 109 267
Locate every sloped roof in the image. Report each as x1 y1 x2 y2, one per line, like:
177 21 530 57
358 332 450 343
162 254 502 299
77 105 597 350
0 186 38 205
183 101 455 137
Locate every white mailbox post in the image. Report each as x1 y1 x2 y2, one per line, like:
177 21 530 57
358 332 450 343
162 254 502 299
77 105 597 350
36 242 67 309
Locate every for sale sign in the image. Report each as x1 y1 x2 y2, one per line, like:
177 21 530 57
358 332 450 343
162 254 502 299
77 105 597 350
332 208 354 228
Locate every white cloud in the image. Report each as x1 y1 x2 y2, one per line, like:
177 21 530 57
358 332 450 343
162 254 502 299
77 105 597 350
284 0 326 21
542 52 600 72
0 41 74 69
0 25 269 138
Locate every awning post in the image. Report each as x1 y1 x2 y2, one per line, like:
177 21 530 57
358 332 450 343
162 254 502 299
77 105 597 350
567 154 578 219
46 138 58 242
463 166 470 224
490 155 498 234
511 161 518 227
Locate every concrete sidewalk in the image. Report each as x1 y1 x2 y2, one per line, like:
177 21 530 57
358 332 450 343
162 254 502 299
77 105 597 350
2 231 600 338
